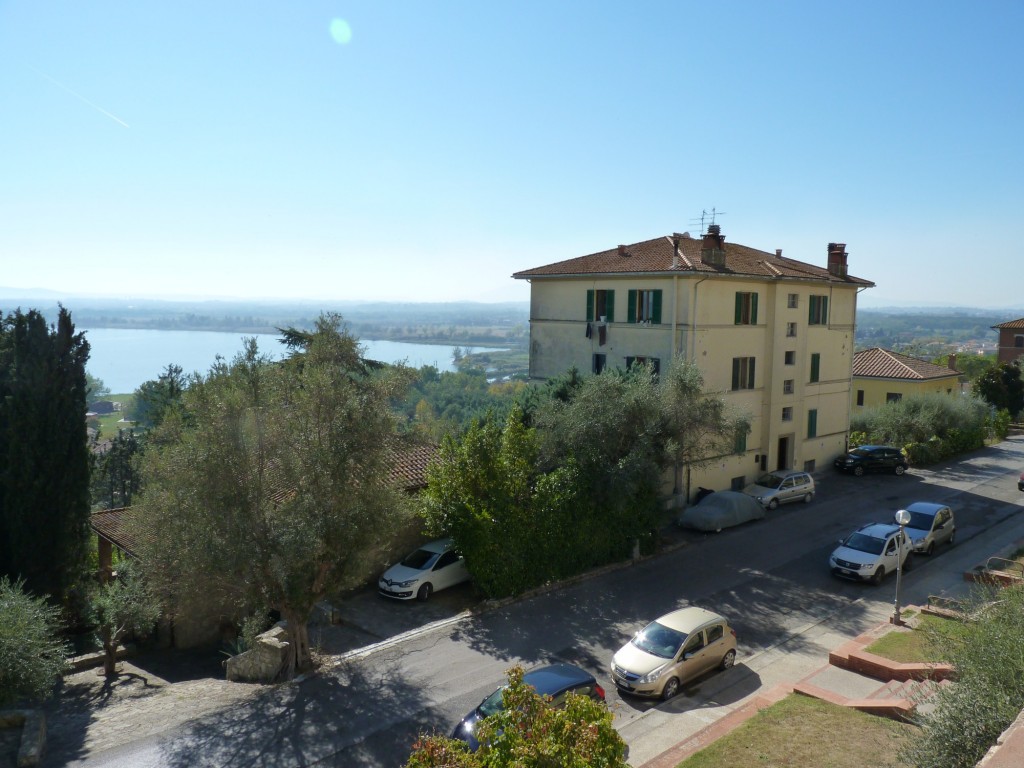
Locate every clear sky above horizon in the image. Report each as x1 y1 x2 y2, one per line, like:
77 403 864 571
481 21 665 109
2 2 1022 308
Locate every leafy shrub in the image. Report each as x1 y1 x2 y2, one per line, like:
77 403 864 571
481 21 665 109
851 393 990 465
0 578 68 705
902 585 1024 767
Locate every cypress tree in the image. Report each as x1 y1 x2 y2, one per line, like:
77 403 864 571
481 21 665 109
0 307 91 604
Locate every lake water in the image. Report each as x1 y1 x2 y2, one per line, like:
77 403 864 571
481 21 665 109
82 327 503 394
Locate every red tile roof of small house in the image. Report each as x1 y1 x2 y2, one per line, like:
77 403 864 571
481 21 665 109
852 347 961 380
90 442 438 557
992 318 1024 330
513 234 874 285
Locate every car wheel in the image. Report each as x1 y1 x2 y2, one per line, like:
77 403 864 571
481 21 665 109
895 464 906 476
871 566 885 585
903 553 913 572
803 493 813 504
661 677 680 701
925 542 934 556
853 466 865 477
719 649 736 670
417 583 433 601
768 498 779 510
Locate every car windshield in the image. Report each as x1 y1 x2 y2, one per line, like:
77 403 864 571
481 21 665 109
849 448 874 458
907 512 936 530
632 621 687 659
756 473 786 488
477 686 506 718
400 549 440 570
842 533 885 555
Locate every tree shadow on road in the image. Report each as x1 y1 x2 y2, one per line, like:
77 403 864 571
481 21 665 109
154 662 441 768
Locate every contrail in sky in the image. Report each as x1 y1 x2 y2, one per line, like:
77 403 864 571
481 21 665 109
31 67 130 128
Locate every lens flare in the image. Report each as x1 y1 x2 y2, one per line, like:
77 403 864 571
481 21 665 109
329 19 352 45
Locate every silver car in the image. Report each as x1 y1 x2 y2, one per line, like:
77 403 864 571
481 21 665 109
610 607 737 700
742 470 815 509
902 502 956 555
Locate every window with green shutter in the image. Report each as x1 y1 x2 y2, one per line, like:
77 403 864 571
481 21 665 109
807 409 818 438
734 428 747 453
731 357 755 390
735 292 758 325
586 290 615 322
627 289 662 324
808 295 828 325
810 353 820 383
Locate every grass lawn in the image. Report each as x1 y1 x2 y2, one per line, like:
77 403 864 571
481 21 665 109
90 393 138 440
864 613 968 663
676 694 918 768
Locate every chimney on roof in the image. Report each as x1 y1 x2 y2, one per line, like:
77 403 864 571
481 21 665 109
672 233 683 268
948 353 958 371
776 249 782 258
827 242 848 277
617 244 628 257
701 225 726 267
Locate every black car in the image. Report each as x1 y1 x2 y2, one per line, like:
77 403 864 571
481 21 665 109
834 445 908 476
451 663 605 752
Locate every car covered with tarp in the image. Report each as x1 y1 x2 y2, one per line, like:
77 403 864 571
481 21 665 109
675 490 766 532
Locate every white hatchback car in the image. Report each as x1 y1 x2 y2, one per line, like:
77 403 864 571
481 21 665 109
378 538 469 601
829 522 912 584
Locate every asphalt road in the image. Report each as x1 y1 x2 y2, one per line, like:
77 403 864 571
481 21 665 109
61 437 1024 768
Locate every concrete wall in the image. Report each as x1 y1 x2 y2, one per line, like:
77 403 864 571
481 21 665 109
852 375 964 412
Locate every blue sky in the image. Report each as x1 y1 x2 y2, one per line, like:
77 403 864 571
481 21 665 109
2 2 1021 307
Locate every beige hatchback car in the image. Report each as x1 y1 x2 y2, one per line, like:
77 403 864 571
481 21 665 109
610 607 737 700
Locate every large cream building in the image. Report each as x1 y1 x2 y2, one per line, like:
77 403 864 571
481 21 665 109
513 227 874 501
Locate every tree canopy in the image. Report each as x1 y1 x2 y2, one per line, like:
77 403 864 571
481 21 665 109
406 665 628 768
423 359 748 597
973 361 1024 418
0 307 91 604
137 314 416 673
131 363 187 429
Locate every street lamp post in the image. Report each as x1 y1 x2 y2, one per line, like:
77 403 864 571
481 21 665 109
892 508 912 626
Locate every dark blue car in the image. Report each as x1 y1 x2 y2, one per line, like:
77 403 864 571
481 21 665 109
450 663 605 751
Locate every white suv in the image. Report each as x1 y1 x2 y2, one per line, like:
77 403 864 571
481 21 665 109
829 522 912 584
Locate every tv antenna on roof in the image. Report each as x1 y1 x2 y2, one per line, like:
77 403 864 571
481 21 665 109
689 208 726 234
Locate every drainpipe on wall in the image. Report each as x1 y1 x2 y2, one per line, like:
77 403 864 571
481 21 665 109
689 277 709 362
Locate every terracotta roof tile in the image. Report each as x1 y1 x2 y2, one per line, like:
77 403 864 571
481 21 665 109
386 442 437 491
852 347 961 380
993 318 1024 330
90 507 147 558
90 443 437 557
513 234 874 286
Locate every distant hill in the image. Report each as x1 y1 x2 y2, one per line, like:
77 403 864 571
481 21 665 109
0 294 530 342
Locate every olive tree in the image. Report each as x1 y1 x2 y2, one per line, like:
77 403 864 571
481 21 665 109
901 585 1024 768
89 560 161 677
137 314 415 674
0 577 68 705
